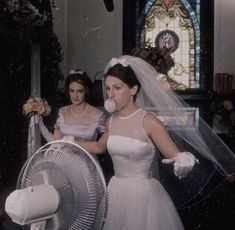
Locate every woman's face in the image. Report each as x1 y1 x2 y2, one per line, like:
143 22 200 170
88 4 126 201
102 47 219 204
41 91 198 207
105 75 136 111
69 82 86 105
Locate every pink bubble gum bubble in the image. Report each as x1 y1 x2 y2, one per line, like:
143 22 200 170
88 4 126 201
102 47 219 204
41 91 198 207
104 98 116 113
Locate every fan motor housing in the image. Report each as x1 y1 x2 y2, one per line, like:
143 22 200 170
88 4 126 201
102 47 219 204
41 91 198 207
5 184 59 225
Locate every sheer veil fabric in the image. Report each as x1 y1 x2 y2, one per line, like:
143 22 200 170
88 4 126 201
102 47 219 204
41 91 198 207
103 55 235 208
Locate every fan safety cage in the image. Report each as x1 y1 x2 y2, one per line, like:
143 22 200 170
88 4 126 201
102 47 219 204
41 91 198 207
17 141 107 230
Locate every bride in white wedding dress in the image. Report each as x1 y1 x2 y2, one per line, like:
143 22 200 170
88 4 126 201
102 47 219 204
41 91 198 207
77 54 235 229
77 58 200 230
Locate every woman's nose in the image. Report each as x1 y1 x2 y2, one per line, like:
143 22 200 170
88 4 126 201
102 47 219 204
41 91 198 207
108 89 114 98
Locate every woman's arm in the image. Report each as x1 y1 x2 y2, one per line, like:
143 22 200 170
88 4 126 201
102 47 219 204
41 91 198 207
143 113 179 158
75 117 110 154
35 115 54 142
143 112 198 178
76 131 108 154
53 128 62 140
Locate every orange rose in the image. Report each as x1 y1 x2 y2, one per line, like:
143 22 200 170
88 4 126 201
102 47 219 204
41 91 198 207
37 101 46 115
23 97 51 117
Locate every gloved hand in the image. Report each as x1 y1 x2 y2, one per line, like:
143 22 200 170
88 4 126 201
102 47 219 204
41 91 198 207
162 152 199 179
61 136 75 142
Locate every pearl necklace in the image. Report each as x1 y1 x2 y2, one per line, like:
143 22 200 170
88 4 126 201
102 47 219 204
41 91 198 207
70 104 89 118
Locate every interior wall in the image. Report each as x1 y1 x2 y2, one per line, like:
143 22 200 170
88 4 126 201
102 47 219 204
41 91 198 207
214 0 235 89
52 0 235 89
53 0 123 80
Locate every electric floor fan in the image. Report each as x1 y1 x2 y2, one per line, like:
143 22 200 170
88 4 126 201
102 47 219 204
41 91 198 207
5 141 107 230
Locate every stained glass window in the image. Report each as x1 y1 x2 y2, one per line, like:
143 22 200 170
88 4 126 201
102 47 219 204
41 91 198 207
136 0 200 90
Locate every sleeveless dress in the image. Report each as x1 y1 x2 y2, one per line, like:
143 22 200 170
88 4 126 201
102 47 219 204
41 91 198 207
54 106 106 141
103 109 184 230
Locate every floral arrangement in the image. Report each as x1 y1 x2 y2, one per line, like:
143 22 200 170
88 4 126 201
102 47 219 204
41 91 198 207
132 45 185 89
132 45 175 75
23 97 51 117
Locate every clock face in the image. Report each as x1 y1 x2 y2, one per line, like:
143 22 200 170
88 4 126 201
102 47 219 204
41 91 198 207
155 30 179 53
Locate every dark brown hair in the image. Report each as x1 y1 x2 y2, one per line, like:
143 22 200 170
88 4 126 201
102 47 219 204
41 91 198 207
65 70 93 103
104 64 141 101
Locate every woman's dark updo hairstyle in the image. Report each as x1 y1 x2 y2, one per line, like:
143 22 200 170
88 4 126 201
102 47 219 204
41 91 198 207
65 69 93 103
104 64 141 101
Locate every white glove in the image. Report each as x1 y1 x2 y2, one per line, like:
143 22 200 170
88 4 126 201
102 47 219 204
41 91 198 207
162 152 199 179
61 136 75 142
32 115 54 142
33 114 40 124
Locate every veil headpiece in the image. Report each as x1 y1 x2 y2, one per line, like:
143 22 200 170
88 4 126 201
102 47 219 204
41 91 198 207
103 55 235 208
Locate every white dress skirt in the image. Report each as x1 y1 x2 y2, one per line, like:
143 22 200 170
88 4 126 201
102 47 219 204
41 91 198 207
102 109 184 230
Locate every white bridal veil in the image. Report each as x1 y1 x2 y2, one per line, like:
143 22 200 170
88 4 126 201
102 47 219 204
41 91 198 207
103 55 235 208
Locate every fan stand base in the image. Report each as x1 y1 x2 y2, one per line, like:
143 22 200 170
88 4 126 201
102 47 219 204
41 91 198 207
31 220 46 230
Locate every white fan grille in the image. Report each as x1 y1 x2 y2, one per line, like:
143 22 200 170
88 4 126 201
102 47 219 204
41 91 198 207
17 141 107 230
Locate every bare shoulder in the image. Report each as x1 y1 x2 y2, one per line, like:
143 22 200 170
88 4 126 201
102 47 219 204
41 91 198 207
59 105 69 115
87 105 97 114
143 112 164 124
89 105 105 116
142 112 165 133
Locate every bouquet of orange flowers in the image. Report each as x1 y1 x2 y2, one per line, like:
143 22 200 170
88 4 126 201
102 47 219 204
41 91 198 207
23 97 51 117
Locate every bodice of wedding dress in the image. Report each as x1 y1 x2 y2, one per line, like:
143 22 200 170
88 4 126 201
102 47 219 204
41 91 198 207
107 109 157 178
103 109 184 230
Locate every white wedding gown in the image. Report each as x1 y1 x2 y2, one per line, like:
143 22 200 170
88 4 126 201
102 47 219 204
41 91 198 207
102 109 184 230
